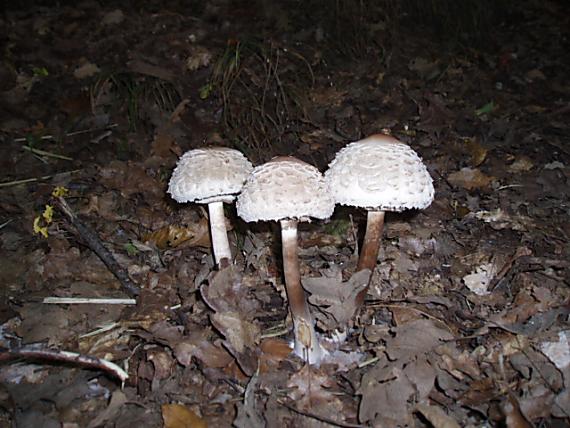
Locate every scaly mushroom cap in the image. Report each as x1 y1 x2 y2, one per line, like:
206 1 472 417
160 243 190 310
325 135 434 212
168 147 254 204
237 157 334 222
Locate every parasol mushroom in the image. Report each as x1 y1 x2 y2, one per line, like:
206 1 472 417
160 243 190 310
325 134 434 306
168 147 253 268
236 157 334 364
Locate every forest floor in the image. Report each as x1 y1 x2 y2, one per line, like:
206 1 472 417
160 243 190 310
0 1 569 427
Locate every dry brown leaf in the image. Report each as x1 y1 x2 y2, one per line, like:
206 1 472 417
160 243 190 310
447 167 494 190
507 157 534 173
87 390 128 428
210 312 260 354
173 337 234 368
186 46 212 71
415 403 460 428
474 208 535 231
502 394 533 428
358 364 416 426
287 366 345 418
302 268 370 330
99 161 164 204
151 128 176 158
143 219 210 249
259 338 292 372
162 404 207 428
463 138 488 167
386 319 454 361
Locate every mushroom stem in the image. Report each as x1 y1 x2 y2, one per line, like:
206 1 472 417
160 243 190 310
208 201 232 268
355 210 386 306
280 219 323 364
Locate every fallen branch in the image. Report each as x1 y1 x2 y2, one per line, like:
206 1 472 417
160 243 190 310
54 196 140 297
0 346 128 383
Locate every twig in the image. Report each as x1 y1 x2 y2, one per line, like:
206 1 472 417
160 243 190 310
488 246 532 291
0 346 128 383
43 297 137 305
0 170 81 188
0 219 13 230
22 145 73 161
278 400 365 428
54 196 140 297
13 125 118 143
357 356 379 369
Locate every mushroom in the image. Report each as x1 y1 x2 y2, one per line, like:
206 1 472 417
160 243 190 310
325 134 434 306
236 157 334 364
168 147 253 268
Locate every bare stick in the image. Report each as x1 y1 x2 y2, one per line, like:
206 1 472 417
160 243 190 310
43 297 136 305
54 197 140 297
278 400 365 428
0 346 128 383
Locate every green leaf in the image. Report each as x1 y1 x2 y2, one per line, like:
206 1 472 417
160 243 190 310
475 101 495 116
124 242 139 256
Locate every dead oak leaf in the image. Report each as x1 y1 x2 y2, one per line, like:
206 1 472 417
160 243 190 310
447 167 494 190
358 364 416 426
386 319 454 361
210 311 260 355
173 337 233 368
162 404 207 428
302 269 370 330
287 366 345 418
201 266 260 315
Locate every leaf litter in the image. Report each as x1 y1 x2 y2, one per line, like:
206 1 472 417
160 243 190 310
1 0 570 427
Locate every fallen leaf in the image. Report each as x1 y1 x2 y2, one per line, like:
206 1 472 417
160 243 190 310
162 404 207 428
302 268 370 330
88 390 127 428
540 331 570 370
386 318 454 361
507 157 534 173
143 220 210 249
474 208 535 231
234 373 265 428
463 138 488 167
447 167 494 190
475 101 495 116
502 394 533 428
415 402 460 428
73 62 100 79
210 311 260 354
463 263 497 296
186 47 212 71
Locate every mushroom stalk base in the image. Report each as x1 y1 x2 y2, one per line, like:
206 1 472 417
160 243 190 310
208 201 232 268
355 210 385 307
281 219 323 364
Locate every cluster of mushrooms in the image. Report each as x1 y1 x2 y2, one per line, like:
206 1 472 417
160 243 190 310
168 134 434 365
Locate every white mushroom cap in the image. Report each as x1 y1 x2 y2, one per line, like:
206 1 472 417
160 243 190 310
168 147 254 204
237 157 334 222
325 135 434 212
